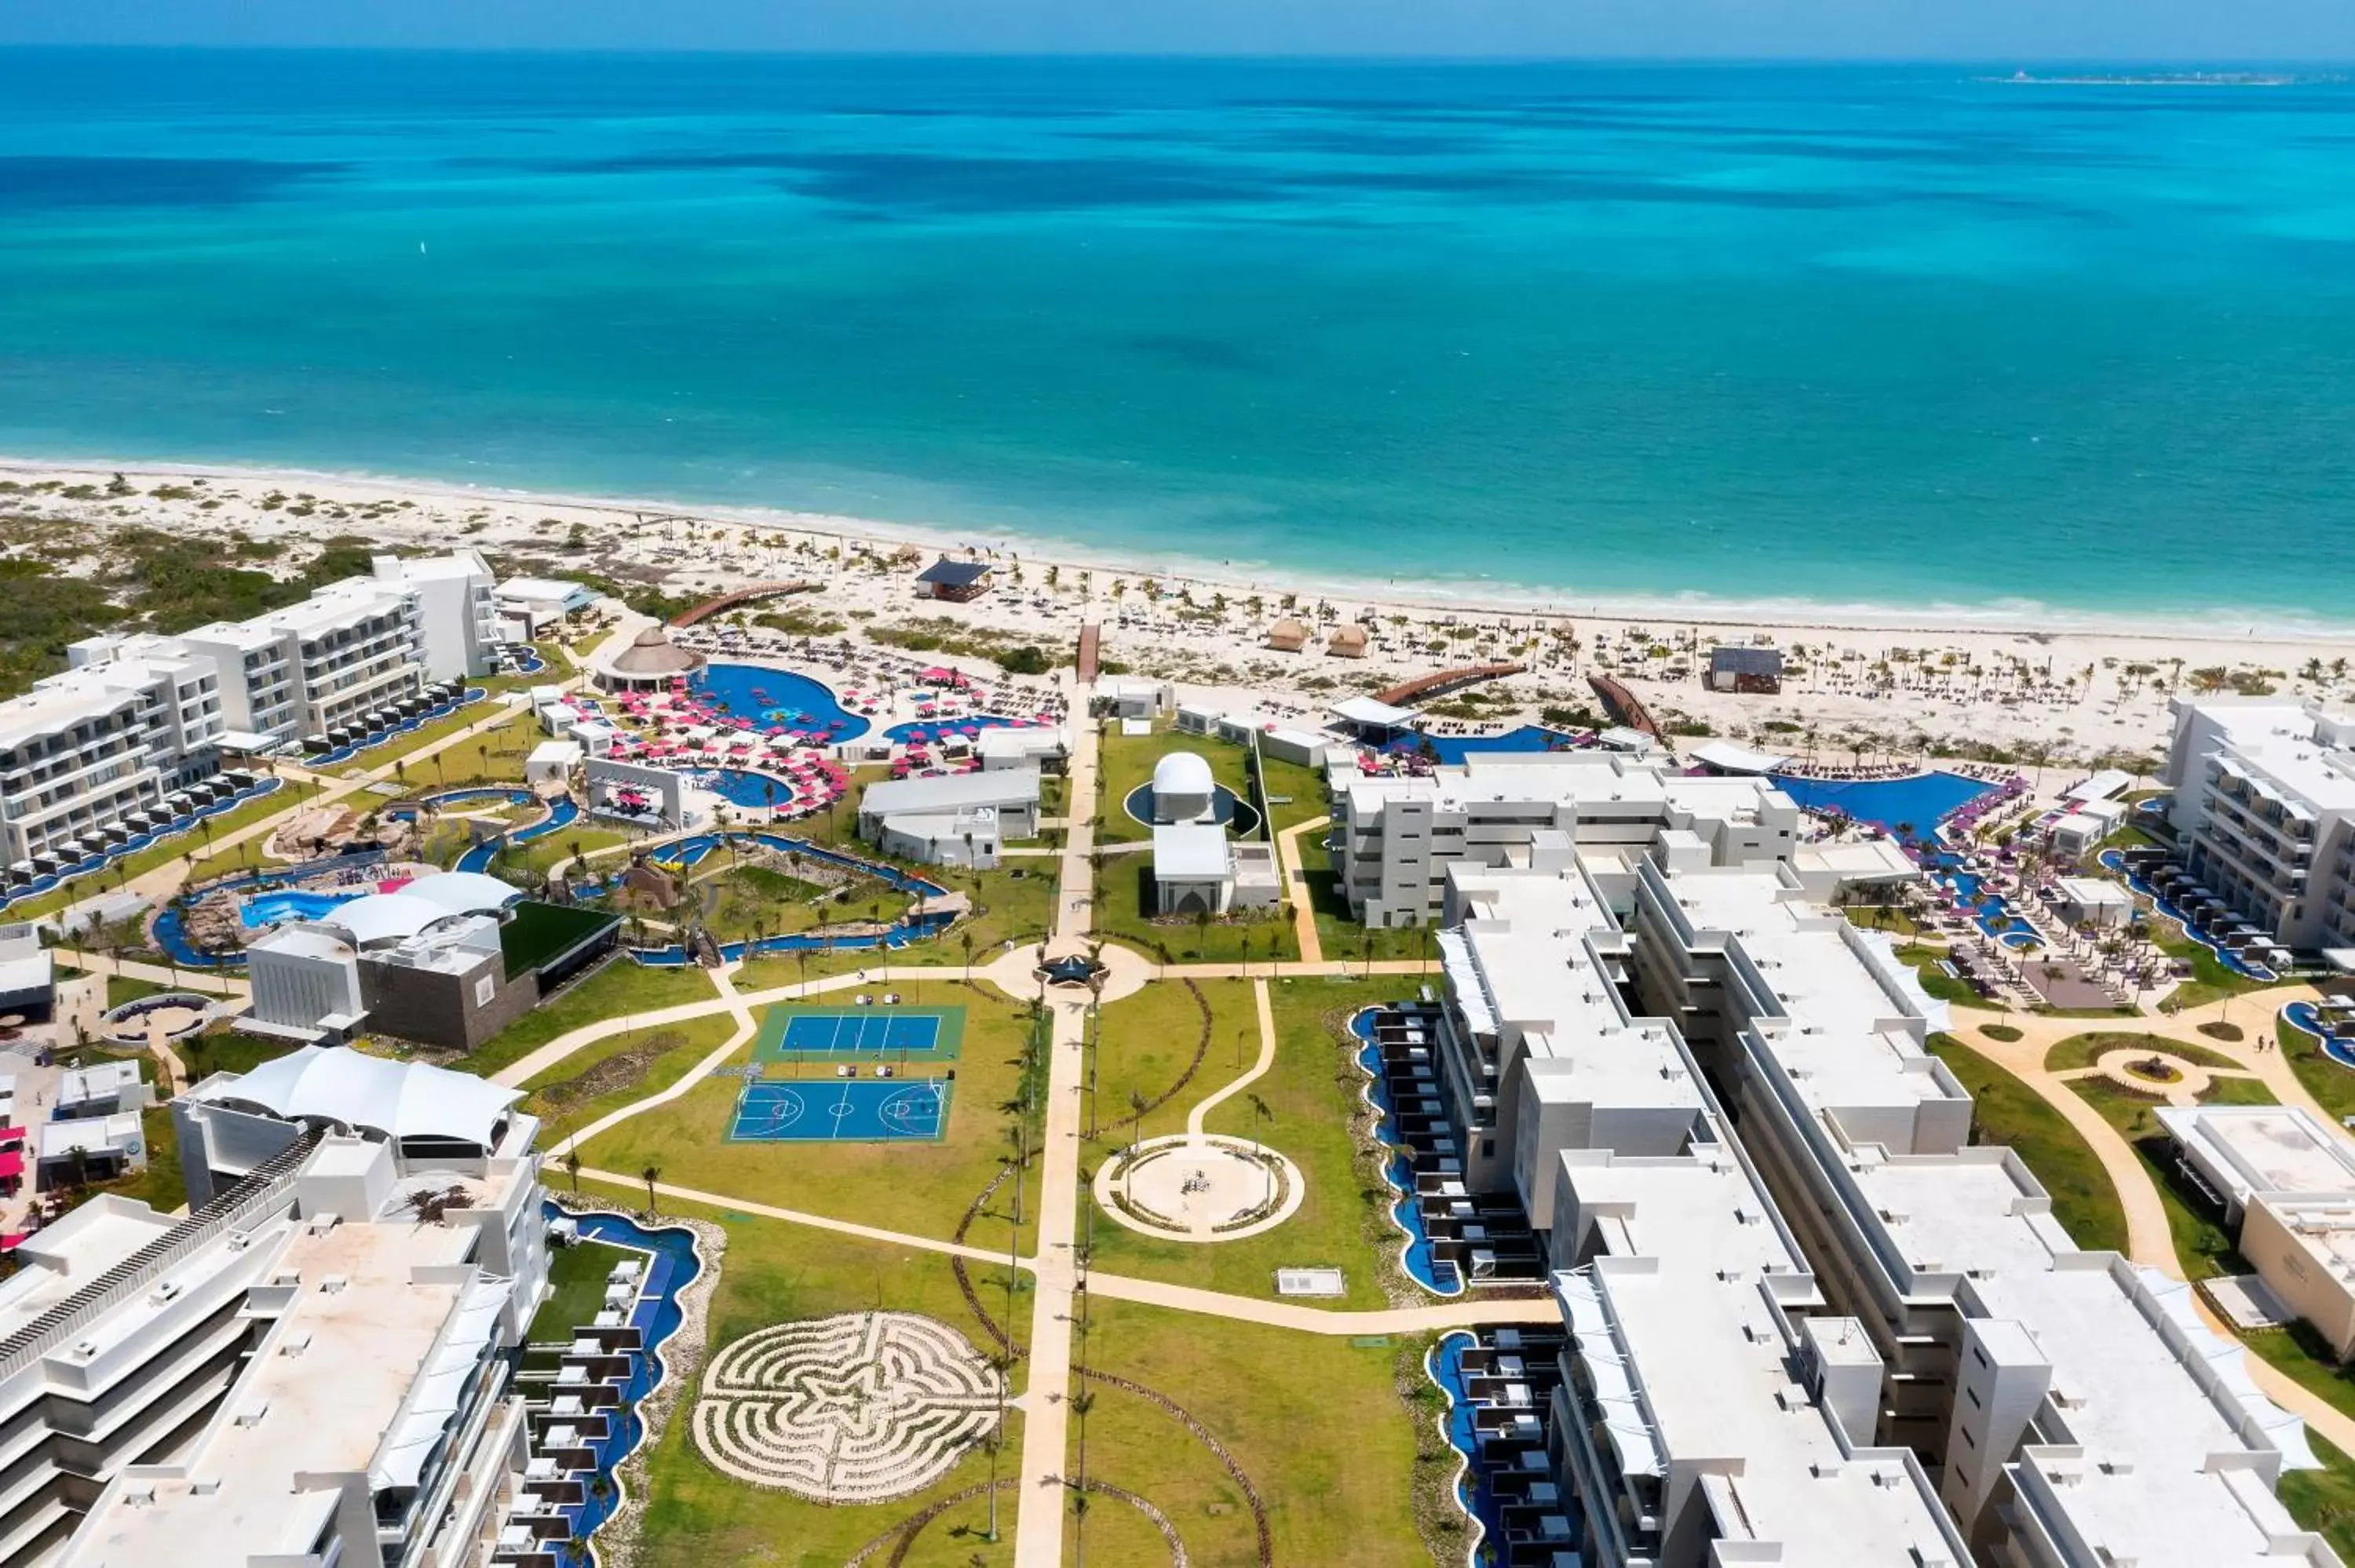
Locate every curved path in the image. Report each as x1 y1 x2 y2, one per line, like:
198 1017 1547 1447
1955 983 2355 1456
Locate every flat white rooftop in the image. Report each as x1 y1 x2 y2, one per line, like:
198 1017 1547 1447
1660 864 1958 1121
1446 863 1697 1112
60 1213 487 1566
1560 1151 1966 1565
2191 702 2355 812
1345 753 1795 824
2158 1104 2355 1205
1846 1152 2318 1568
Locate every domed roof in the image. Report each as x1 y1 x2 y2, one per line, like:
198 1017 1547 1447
610 626 705 676
1152 751 1215 799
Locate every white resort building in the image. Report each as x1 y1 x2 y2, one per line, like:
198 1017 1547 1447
856 768 1041 869
1406 792 2339 1566
0 1049 550 1567
1328 752 1804 928
0 552 498 867
2162 698 2355 954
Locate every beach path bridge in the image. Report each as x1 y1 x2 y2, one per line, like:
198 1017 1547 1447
672 582 822 627
1375 662 1525 708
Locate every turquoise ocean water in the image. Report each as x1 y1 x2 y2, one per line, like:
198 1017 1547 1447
1 50 2351 623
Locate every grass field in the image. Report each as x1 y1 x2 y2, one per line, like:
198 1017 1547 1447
1067 1296 1425 1567
2282 1013 2355 1125
621 1212 1027 1568
578 987 1042 1255
2281 1434 2355 1563
1086 977 1402 1311
524 1014 743 1141
1094 723 1256 847
1927 1034 2129 1254
462 957 718 1080
2045 1030 2243 1074
527 1236 638 1343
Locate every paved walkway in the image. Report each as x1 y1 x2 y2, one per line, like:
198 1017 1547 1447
1186 979 1277 1137
1951 985 2355 1456
1012 687 1104 1568
1272 815 1328 964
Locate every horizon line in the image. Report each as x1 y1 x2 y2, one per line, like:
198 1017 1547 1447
0 44 2350 67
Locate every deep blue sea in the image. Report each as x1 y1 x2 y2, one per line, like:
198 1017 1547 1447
2 50 2351 622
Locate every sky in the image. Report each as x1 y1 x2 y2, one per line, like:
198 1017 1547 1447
2 0 2351 62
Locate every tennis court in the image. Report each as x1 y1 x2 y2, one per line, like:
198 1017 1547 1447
726 1078 953 1143
753 1004 965 1064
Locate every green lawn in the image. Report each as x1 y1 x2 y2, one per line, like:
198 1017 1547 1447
2281 1434 2355 1563
1894 943 2002 1012
623 1212 1027 1568
2283 1014 2355 1124
1928 1034 2129 1253
2151 928 2269 1012
2045 1030 2242 1074
578 990 1043 1256
1094 722 1256 846
524 1015 743 1143
1085 979 1237 1148
177 1026 305 1081
1086 977 1404 1311
1068 1296 1426 1567
1255 753 1327 834
526 1236 638 1343
462 958 719 1080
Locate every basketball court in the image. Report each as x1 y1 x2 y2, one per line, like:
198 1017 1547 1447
726 1078 954 1143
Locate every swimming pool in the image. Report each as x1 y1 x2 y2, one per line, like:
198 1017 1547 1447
239 888 367 928
1770 771 1995 840
696 767 798 809
1378 724 1583 765
885 713 1039 744
692 663 869 742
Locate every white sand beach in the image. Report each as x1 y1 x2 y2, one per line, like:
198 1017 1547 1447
5 455 2348 771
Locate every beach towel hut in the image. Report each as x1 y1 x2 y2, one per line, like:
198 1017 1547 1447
1265 617 1310 653
1327 623 1371 658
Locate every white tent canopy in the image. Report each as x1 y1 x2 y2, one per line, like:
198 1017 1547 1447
1331 696 1418 730
1690 739 1790 776
205 1045 522 1148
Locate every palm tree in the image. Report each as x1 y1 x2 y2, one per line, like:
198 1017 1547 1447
563 1150 582 1194
640 1164 661 1216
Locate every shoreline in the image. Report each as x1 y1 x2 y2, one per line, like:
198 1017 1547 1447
2 450 2341 643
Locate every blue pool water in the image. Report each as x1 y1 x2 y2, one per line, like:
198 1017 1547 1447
1378 725 1584 765
542 1206 703 1552
2096 848 2276 982
453 795 579 873
1120 782 1262 838
1353 1010 1459 1296
696 768 798 809
2283 1003 2355 1070
691 664 869 742
1925 852 2037 947
0 775 283 914
885 713 1039 743
239 888 366 928
1770 771 1995 839
1428 1331 1561 1559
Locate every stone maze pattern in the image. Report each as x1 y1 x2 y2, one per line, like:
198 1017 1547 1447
690 1311 1002 1503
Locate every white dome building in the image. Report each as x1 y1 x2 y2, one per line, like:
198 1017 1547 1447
1151 751 1217 825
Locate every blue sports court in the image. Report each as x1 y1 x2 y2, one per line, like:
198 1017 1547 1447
727 1078 953 1143
753 1004 965 1064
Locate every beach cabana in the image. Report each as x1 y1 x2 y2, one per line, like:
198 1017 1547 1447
1265 617 1310 653
1326 623 1371 658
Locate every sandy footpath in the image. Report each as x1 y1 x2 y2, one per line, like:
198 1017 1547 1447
4 456 2348 768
